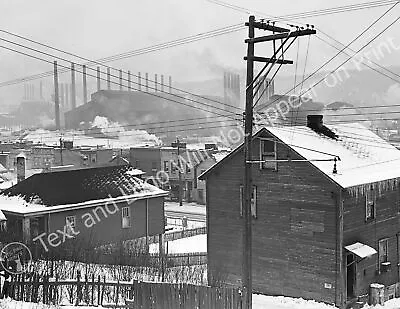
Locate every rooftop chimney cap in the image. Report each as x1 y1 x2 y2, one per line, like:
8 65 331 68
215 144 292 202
307 114 323 128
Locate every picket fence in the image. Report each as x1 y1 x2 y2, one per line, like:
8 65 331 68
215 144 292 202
5 271 244 309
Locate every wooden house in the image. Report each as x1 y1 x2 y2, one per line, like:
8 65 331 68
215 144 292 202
0 165 167 250
199 115 400 307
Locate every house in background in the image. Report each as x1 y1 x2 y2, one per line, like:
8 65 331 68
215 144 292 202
0 164 167 251
193 151 229 204
200 115 400 308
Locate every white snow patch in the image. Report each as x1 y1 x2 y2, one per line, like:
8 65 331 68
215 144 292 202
149 234 207 254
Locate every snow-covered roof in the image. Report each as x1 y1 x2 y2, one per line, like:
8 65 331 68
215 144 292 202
266 123 400 189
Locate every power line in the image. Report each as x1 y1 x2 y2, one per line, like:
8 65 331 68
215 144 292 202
0 44 242 120
0 29 243 112
0 24 245 88
263 3 400 112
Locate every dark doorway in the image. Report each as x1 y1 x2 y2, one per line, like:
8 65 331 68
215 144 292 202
347 254 356 299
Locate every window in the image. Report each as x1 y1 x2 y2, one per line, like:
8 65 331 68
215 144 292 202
121 207 131 228
186 164 191 173
260 139 277 170
171 161 177 173
91 154 97 163
163 161 169 172
366 188 376 221
378 238 389 273
65 216 76 236
239 185 257 218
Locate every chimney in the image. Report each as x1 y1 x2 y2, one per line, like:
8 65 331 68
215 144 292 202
65 83 69 109
71 63 77 109
60 83 64 108
83 65 88 104
128 71 131 91
224 72 228 103
155 74 158 92
145 73 149 91
138 72 141 91
40 80 43 99
307 115 323 130
107 67 111 90
119 69 123 90
16 154 26 183
161 75 164 92
54 61 60 130
97 67 101 91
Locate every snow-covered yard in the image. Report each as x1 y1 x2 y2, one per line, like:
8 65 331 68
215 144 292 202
149 234 207 254
3 295 400 309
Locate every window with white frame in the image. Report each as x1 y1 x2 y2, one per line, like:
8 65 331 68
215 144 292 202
366 187 376 221
239 185 257 218
259 138 277 170
378 238 389 273
65 216 76 236
121 206 131 228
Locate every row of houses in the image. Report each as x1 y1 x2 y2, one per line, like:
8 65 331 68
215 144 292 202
129 144 229 204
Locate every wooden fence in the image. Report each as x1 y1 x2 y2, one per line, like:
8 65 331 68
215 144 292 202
5 272 244 309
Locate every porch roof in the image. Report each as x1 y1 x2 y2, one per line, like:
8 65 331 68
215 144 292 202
345 242 377 259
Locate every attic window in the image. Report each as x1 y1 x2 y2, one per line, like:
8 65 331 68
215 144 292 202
259 138 277 170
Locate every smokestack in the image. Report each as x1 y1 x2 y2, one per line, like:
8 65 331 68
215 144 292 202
71 63 76 109
107 67 111 90
223 72 228 104
128 71 131 91
40 81 43 99
60 83 64 108
16 154 26 183
169 76 172 93
145 73 148 91
138 72 141 91
23 84 27 100
54 61 60 130
161 75 164 92
119 69 123 90
65 83 69 109
83 65 87 104
31 84 35 100
97 67 101 91
155 74 158 92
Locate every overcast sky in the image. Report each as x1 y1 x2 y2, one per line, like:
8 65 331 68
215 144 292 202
1 0 400 104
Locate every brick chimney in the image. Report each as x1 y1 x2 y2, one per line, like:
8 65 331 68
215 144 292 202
16 153 26 183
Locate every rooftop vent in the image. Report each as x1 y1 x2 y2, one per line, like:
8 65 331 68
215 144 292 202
307 115 338 139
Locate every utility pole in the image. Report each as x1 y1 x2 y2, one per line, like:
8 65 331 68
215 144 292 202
172 139 185 206
59 138 63 166
243 15 255 309
243 16 315 309
177 138 183 206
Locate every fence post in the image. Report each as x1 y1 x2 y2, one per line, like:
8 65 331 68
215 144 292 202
91 274 95 306
75 270 81 306
97 275 101 306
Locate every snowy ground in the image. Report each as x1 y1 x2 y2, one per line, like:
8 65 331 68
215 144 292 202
4 295 400 308
149 234 207 254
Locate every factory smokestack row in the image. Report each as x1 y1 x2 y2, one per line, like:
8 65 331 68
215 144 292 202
224 71 241 109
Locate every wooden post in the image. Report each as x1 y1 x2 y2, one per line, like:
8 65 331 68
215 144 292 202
97 275 101 306
91 274 95 306
75 270 81 306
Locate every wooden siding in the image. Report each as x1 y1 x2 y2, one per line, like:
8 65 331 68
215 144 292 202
45 197 165 246
207 132 339 304
343 188 400 297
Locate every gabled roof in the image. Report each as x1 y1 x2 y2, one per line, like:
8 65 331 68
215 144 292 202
200 123 400 190
2 165 166 206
